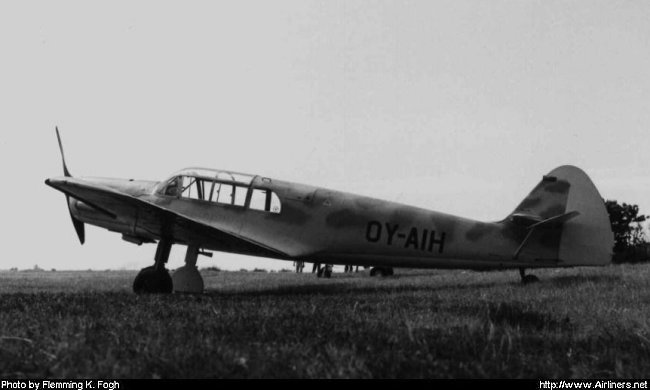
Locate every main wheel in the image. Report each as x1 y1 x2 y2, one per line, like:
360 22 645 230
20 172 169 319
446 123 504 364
171 265 204 294
522 274 540 284
133 266 173 294
370 267 386 277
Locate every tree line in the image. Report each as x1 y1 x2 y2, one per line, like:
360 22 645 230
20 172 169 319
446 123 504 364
605 200 648 263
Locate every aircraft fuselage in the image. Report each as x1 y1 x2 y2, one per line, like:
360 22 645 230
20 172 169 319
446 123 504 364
66 173 561 271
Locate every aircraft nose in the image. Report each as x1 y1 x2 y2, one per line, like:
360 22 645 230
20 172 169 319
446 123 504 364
45 176 69 189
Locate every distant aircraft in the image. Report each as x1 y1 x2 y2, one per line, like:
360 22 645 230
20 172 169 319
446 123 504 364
46 128 614 294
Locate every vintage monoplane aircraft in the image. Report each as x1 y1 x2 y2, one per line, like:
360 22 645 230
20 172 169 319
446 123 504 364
46 128 614 294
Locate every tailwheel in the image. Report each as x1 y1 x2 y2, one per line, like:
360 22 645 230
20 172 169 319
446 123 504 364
133 266 173 294
519 268 539 284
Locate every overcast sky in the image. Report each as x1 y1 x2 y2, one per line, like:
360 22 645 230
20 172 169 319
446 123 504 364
1 1 649 271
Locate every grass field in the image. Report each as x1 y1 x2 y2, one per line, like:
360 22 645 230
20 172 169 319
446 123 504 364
0 264 648 379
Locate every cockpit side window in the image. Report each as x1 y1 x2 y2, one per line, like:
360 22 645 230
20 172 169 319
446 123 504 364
163 174 251 208
212 183 249 207
164 177 181 197
249 188 282 214
233 186 248 206
180 176 199 200
178 176 215 201
216 183 233 204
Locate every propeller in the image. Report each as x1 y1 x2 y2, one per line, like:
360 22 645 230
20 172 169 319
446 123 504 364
55 127 85 244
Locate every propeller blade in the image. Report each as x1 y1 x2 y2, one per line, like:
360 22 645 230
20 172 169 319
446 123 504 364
71 210 85 244
56 126 71 177
55 126 85 244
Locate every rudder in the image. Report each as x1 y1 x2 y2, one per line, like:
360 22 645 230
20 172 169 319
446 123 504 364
554 166 614 265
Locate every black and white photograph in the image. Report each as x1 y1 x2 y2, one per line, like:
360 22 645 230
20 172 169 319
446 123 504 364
1 0 649 384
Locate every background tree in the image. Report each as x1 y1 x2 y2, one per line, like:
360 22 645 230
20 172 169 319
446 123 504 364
605 200 648 262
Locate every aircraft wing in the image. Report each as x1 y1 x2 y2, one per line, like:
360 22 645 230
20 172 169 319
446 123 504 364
45 177 293 259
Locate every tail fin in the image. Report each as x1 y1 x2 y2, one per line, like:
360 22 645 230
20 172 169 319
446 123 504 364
508 165 613 266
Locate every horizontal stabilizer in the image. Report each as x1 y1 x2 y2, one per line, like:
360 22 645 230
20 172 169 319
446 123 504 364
527 211 580 230
510 212 544 227
513 211 581 259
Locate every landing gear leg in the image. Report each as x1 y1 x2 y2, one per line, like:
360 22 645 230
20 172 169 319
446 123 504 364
519 268 539 284
316 264 333 278
172 245 205 294
323 264 333 278
133 239 173 294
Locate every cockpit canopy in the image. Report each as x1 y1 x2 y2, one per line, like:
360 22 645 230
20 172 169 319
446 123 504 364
170 168 255 185
157 168 281 213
